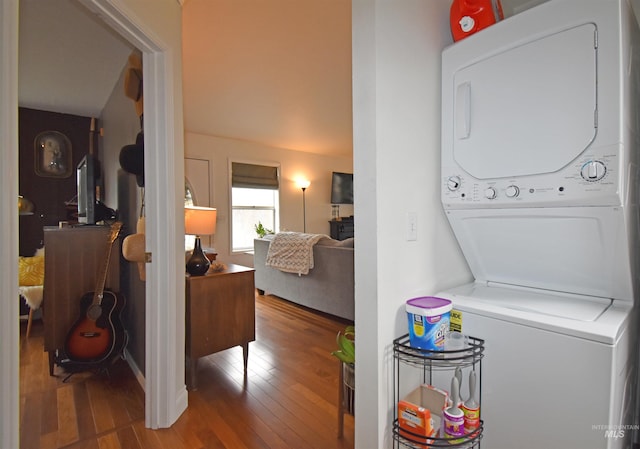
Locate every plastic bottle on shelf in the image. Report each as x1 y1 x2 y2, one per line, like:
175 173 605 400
461 369 481 434
450 0 504 42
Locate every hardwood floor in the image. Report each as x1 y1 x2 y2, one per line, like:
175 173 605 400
19 293 355 449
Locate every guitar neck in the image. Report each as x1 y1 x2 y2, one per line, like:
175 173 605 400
93 250 112 302
93 222 122 305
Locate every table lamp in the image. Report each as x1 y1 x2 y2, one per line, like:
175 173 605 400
185 206 217 276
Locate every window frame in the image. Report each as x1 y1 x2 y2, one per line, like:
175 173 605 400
229 160 281 254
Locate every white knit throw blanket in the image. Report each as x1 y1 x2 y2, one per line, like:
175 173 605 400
265 232 327 275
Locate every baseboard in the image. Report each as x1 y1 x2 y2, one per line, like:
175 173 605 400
123 348 190 428
124 349 145 392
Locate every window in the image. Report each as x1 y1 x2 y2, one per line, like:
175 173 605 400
231 162 279 252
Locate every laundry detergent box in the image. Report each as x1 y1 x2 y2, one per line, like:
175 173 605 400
398 384 449 443
406 296 452 350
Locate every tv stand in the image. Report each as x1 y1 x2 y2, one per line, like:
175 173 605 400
329 217 354 240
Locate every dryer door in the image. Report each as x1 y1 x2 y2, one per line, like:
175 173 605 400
452 23 597 179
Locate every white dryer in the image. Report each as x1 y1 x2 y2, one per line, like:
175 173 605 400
438 1 640 448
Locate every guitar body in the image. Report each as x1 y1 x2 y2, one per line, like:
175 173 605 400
64 291 127 364
63 222 127 366
64 290 127 364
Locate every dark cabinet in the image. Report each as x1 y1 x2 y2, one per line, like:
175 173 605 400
329 217 354 240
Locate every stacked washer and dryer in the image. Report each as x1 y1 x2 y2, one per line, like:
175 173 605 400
438 1 639 448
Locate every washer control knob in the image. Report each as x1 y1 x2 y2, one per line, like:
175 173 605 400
581 161 607 182
447 176 461 191
484 187 497 200
505 185 520 198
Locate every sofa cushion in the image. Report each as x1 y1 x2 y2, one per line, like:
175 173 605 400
317 237 354 248
317 237 342 247
337 237 354 248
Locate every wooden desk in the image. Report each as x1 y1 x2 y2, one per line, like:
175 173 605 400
185 264 256 390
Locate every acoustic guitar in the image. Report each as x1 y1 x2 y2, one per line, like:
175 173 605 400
64 222 128 364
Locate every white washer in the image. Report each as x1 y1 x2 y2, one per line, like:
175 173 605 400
437 282 634 449
439 1 640 448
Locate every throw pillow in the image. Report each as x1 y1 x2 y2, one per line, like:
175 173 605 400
19 256 45 286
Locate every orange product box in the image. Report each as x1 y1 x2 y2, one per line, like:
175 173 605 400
398 384 449 443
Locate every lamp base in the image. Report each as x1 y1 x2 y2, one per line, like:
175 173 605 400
186 237 210 276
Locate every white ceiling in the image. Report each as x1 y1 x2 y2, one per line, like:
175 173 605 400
18 0 134 118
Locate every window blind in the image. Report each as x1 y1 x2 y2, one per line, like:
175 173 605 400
231 162 279 190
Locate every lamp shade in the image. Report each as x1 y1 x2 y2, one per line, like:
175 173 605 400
296 179 310 190
185 206 217 236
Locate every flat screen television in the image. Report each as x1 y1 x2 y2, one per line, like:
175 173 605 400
76 154 97 224
331 172 354 204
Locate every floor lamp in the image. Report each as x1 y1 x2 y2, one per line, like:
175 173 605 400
297 179 310 233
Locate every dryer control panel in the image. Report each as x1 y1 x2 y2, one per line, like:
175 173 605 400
442 145 622 209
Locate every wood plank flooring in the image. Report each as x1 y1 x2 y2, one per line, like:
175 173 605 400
19 293 355 449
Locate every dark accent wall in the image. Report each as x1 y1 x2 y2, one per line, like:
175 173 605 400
19 108 95 256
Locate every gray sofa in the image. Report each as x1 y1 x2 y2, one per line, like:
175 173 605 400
253 236 354 321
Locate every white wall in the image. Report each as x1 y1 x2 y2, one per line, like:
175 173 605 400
352 1 473 447
101 55 141 209
185 131 354 267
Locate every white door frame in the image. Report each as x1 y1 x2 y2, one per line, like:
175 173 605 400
1 0 21 447
1 0 187 442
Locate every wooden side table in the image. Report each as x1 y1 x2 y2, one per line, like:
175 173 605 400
185 264 256 390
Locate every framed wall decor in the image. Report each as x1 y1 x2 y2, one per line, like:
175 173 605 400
34 131 73 178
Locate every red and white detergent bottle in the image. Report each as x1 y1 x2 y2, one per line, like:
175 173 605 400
450 0 504 42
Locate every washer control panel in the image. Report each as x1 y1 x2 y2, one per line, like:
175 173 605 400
442 149 621 208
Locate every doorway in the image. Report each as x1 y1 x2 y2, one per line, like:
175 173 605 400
1 0 187 445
